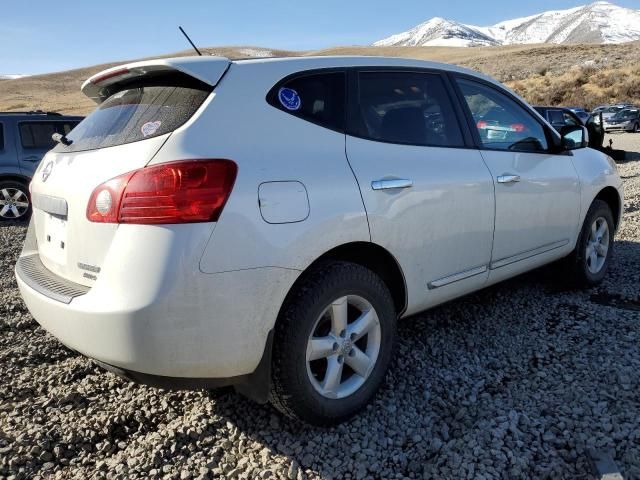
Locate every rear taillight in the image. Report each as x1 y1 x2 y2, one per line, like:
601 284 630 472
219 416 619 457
511 123 526 132
476 120 488 129
87 160 237 224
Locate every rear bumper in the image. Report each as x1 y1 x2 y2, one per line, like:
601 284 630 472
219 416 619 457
15 229 300 379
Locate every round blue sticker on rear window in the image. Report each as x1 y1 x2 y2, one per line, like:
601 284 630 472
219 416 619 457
278 87 301 111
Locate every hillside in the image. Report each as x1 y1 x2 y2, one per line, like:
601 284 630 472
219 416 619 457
1 42 639 115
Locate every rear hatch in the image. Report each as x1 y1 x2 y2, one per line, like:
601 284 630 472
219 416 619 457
29 57 229 286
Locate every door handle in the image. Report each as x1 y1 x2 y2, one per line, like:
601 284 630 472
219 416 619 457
371 179 413 191
23 156 41 163
497 174 521 184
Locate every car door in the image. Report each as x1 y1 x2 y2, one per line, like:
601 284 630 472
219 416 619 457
345 70 495 315
452 76 580 281
0 121 18 175
17 121 60 176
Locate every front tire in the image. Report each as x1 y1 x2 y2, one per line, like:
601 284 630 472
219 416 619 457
0 180 31 221
269 261 396 425
565 199 615 287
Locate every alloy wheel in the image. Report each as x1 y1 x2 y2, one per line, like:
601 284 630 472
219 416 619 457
306 295 381 399
0 188 30 219
586 216 610 274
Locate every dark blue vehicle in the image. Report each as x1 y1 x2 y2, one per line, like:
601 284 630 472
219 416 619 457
0 111 82 220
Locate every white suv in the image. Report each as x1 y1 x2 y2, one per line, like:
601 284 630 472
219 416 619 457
16 56 623 425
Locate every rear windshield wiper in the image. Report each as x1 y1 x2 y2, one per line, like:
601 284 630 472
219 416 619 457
52 133 73 146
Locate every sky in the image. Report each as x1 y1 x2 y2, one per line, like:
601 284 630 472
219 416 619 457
1 0 639 75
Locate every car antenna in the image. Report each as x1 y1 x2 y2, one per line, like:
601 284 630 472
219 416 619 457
179 26 203 56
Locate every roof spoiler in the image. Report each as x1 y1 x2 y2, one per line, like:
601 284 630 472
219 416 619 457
81 56 231 103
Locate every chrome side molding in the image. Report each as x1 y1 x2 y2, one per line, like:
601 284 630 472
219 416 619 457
428 265 488 289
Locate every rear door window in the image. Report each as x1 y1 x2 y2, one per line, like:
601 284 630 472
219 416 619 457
268 72 346 132
56 75 212 153
352 71 464 147
20 122 58 149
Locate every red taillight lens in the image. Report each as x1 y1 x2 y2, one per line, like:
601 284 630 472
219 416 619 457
476 120 488 129
86 160 237 224
511 123 526 132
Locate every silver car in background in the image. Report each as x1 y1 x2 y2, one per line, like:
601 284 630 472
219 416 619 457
603 108 640 133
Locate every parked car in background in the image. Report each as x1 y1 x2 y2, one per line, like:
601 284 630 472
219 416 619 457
0 111 83 220
592 104 635 121
603 108 640 133
16 56 623 425
567 107 591 124
534 106 604 149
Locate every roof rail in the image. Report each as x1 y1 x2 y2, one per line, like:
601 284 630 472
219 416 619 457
0 110 62 116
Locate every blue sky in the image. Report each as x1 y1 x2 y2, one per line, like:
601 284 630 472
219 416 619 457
1 0 638 74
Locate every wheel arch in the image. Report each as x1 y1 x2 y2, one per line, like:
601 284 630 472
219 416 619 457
289 241 407 317
0 173 31 187
594 186 622 230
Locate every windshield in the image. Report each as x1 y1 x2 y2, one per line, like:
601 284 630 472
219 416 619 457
611 109 637 120
54 77 211 153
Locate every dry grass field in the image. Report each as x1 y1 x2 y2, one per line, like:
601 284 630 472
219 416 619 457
1 42 639 115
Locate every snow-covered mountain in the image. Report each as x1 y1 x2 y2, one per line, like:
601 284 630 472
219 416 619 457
0 74 27 80
374 2 640 47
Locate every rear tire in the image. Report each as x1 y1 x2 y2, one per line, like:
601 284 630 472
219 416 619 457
0 180 31 221
269 261 396 425
565 200 614 287
633 122 639 133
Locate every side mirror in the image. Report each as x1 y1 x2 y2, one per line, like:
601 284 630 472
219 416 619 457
560 125 589 150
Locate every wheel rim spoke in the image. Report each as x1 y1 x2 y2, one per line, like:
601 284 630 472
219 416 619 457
321 356 343 396
0 205 10 217
346 346 372 378
330 297 348 336
590 221 598 240
0 189 10 201
307 337 336 361
347 309 378 342
596 221 608 239
14 201 29 208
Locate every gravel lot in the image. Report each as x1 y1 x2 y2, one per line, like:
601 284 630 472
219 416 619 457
1 138 640 480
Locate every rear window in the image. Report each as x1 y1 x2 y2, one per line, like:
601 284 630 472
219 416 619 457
56 76 212 153
0 123 3 150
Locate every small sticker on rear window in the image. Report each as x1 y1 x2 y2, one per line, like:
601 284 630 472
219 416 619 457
278 88 301 111
141 121 162 137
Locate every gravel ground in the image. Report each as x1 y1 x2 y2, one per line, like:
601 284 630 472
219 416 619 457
1 139 640 480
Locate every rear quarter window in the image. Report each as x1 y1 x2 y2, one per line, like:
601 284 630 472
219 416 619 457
56 75 212 153
267 72 346 132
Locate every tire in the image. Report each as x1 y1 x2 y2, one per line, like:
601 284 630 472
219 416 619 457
0 180 31 221
633 122 639 133
565 199 614 287
269 261 397 425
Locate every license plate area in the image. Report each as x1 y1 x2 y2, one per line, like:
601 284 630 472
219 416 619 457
39 213 68 266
